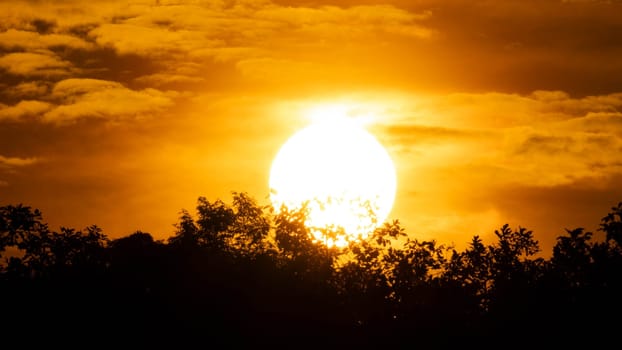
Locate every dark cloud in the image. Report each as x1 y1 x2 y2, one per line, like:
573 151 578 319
30 18 56 34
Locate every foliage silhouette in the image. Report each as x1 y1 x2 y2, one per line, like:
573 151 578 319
2 197 622 346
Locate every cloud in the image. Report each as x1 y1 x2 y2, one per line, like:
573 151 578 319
0 155 39 168
251 5 433 38
506 130 622 186
393 91 622 130
530 91 622 117
0 51 74 76
52 78 123 97
383 90 622 188
0 100 53 121
90 23 223 57
376 89 622 251
381 124 487 145
0 29 93 50
0 1 435 93
562 112 622 135
8 82 50 98
134 73 206 87
0 78 178 123
39 1 429 91
84 2 431 57
42 78 176 123
1 0 621 96
0 1 127 32
0 152 40 189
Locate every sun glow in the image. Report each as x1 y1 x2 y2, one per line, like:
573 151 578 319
269 106 397 247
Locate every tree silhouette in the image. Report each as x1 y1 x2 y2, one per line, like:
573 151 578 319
601 201 622 249
444 235 493 310
2 197 622 346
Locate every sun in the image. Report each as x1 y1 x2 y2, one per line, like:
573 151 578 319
269 106 397 247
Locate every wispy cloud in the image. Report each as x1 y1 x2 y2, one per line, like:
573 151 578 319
0 51 74 77
43 78 176 124
0 100 53 121
383 91 622 187
0 155 39 168
0 29 93 50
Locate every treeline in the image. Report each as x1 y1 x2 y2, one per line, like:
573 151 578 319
1 192 622 346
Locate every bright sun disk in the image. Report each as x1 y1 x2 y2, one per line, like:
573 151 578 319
269 108 397 247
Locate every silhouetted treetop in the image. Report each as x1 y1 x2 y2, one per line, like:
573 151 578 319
2 196 622 345
601 201 622 248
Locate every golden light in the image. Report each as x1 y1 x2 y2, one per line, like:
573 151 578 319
269 105 397 247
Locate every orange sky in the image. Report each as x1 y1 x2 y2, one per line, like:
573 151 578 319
1 0 622 254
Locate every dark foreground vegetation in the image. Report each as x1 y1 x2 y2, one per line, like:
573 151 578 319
2 192 622 347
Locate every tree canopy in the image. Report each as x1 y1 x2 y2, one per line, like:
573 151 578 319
1 195 621 347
